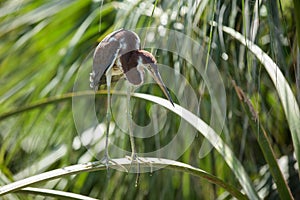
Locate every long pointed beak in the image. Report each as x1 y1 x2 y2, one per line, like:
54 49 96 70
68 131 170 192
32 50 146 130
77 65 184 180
150 69 174 107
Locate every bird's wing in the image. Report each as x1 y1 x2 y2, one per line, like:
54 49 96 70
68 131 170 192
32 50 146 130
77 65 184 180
101 28 124 43
90 39 120 90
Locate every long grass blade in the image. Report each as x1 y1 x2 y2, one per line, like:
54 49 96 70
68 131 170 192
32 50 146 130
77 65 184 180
0 158 247 200
19 187 98 200
133 93 259 199
222 25 300 174
232 80 294 200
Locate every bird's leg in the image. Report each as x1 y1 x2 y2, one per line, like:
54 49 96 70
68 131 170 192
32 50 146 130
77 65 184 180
101 68 112 169
127 86 136 160
126 85 141 186
126 86 156 186
101 68 127 172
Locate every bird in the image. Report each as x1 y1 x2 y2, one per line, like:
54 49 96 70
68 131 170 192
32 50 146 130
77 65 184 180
90 29 174 168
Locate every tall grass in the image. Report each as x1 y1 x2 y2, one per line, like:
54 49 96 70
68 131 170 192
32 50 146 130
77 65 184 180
0 0 299 199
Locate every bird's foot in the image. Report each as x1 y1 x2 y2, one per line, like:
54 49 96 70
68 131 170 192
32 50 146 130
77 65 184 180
126 153 142 187
126 154 153 171
127 153 137 170
101 154 128 172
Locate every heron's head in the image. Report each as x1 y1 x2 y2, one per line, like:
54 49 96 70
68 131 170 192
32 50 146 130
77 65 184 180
137 50 174 106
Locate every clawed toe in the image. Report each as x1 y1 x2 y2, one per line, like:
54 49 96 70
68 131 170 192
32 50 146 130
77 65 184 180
101 154 128 172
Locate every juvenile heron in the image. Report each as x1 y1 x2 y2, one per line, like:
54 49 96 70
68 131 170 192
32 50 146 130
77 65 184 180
90 29 174 168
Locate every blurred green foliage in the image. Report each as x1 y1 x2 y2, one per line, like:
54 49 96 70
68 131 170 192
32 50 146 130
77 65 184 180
0 0 299 199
